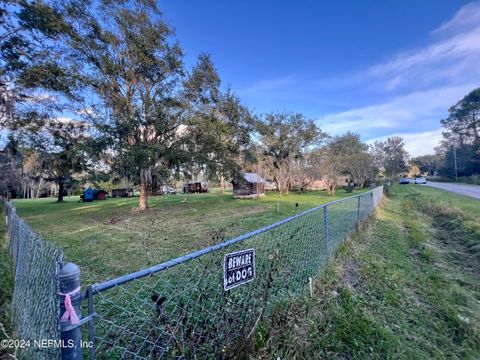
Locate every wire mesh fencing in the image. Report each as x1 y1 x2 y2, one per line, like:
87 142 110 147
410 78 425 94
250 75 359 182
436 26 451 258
84 186 383 359
2 198 64 360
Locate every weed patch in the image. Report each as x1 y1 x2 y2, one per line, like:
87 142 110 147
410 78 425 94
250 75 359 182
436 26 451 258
413 192 480 272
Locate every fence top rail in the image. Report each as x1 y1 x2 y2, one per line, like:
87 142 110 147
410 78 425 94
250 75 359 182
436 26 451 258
90 186 382 294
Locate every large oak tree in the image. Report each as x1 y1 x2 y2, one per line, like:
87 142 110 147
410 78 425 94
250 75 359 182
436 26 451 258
58 0 229 210
256 112 324 195
372 137 409 180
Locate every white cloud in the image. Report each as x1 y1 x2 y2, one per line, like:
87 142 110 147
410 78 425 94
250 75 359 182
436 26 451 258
432 0 480 34
368 27 480 78
366 129 444 157
316 1 480 156
315 2 480 95
318 84 476 135
237 76 294 99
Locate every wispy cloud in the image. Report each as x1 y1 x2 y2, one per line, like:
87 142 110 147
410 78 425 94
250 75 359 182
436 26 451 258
432 0 480 34
313 5 480 95
319 84 476 136
317 1 480 154
236 75 295 99
356 2 480 94
366 129 444 157
367 27 480 92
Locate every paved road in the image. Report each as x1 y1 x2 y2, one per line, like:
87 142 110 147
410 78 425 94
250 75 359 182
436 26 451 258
424 181 480 199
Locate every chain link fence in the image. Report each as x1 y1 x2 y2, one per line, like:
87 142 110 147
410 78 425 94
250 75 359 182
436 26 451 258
2 198 64 360
84 187 383 359
1 188 383 359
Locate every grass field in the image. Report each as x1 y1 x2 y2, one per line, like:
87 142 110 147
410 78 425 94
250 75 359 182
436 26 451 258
12 189 366 285
9 185 479 358
252 185 480 358
0 205 13 359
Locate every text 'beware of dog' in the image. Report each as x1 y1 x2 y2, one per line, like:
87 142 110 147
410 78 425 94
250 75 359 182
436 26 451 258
223 249 256 291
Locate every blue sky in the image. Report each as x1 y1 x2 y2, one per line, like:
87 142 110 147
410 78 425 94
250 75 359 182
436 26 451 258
160 0 480 156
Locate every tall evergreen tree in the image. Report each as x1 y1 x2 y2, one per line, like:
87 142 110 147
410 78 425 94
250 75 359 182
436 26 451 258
439 88 480 178
441 88 480 146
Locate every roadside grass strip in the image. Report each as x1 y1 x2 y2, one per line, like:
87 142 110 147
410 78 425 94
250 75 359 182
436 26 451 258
252 187 480 359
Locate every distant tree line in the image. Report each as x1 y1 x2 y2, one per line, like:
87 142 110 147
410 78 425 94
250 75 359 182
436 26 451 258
0 0 409 206
411 88 480 182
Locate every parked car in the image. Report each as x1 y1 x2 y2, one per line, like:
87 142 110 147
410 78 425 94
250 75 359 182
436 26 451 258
399 178 410 184
160 185 177 194
415 177 427 184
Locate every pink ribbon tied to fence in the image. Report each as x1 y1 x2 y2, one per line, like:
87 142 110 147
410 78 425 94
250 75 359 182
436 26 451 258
59 287 81 325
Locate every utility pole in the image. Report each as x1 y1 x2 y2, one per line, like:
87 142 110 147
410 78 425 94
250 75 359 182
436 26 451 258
453 143 458 183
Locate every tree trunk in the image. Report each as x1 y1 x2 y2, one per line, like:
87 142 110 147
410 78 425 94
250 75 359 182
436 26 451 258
278 176 289 195
220 176 225 193
277 163 290 195
276 178 283 194
327 180 336 196
57 181 64 202
137 174 149 211
36 178 44 198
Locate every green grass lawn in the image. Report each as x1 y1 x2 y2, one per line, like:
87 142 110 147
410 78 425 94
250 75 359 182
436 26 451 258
0 205 13 359
7 186 479 358
252 185 480 358
12 189 366 285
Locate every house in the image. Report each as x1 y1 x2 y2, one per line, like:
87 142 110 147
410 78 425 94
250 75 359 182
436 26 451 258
232 173 266 199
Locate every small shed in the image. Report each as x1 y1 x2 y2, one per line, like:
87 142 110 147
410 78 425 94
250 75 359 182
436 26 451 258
111 188 131 198
82 188 94 202
93 189 108 200
232 173 266 199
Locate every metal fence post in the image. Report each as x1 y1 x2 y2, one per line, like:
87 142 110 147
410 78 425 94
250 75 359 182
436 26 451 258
324 206 330 258
59 263 83 360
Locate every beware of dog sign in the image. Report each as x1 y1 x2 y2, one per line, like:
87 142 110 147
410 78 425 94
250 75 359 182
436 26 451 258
224 249 256 291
